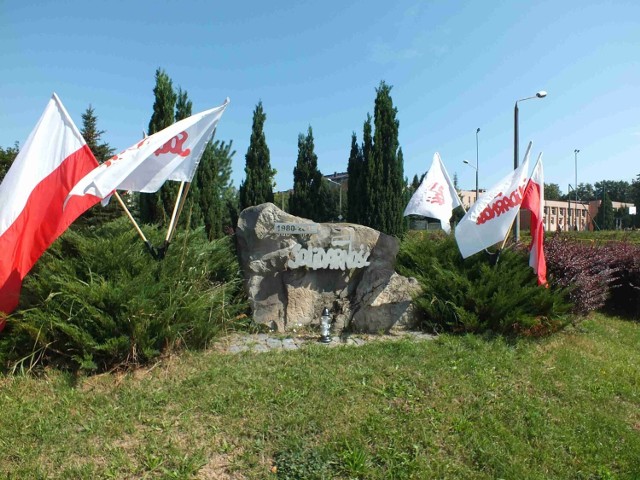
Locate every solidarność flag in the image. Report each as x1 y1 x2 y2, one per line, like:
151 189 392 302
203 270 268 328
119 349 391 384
403 153 461 234
455 142 533 258
66 98 229 202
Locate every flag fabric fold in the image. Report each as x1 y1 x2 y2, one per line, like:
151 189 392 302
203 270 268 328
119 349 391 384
66 98 229 203
521 156 547 285
403 153 461 234
455 142 533 258
0 94 100 325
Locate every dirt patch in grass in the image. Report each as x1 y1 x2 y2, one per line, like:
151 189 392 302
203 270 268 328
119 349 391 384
196 452 246 480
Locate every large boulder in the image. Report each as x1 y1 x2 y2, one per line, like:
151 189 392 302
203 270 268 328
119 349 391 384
235 203 420 333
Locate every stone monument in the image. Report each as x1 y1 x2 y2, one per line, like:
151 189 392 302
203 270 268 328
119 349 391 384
235 203 420 334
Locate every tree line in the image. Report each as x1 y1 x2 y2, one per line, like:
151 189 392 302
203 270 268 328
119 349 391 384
2 70 640 235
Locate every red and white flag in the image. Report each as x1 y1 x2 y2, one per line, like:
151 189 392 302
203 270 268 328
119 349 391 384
0 94 100 326
66 98 229 202
455 142 533 258
403 153 461 234
521 156 547 285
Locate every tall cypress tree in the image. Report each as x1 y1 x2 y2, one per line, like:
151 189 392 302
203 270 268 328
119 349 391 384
175 88 192 121
410 174 420 193
239 102 274 210
195 139 236 239
371 81 404 235
290 126 324 220
595 190 615 230
169 87 194 227
346 132 363 224
139 68 177 224
361 114 375 226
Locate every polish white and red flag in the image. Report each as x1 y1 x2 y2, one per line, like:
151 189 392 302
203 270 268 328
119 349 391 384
521 156 547 285
403 153 461 234
455 142 533 258
66 98 229 202
0 94 101 326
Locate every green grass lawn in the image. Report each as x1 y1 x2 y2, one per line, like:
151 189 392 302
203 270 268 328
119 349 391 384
1 314 639 479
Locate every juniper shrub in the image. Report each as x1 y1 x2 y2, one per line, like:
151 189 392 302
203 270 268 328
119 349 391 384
397 232 571 335
0 217 248 373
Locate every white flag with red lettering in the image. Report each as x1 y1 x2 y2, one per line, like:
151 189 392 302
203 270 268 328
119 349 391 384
455 142 533 258
521 156 547 285
403 153 461 233
66 98 229 202
0 94 100 323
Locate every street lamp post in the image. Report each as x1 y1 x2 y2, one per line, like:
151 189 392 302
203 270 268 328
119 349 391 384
462 127 481 204
514 90 547 242
475 128 480 200
463 159 478 203
574 149 580 230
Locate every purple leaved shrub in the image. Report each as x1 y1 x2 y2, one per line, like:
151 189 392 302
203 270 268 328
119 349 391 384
545 233 640 318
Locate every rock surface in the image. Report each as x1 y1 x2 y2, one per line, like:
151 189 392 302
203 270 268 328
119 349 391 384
236 203 420 333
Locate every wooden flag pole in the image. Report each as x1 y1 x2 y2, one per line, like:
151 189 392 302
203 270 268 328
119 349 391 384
500 221 515 251
113 192 157 258
489 218 517 266
157 181 192 258
165 182 186 243
168 182 192 244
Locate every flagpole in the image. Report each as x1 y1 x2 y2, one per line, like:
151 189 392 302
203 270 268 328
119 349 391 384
168 182 191 243
113 192 157 258
165 181 186 242
157 181 192 258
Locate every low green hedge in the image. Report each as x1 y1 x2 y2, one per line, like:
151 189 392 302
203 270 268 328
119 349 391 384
397 232 572 335
0 218 248 373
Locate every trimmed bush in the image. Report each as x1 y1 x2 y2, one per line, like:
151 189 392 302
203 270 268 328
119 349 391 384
0 217 248 373
397 232 572 335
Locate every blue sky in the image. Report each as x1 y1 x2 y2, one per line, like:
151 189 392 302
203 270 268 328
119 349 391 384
1 0 638 193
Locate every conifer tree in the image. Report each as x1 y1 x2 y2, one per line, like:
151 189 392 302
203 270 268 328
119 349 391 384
318 178 340 222
175 88 192 121
358 82 404 235
595 190 615 230
239 102 274 210
346 132 363 223
411 174 420 192
168 87 194 227
289 127 324 220
373 82 404 235
361 114 374 225
194 139 236 239
139 68 177 224
77 106 118 227
81 106 114 163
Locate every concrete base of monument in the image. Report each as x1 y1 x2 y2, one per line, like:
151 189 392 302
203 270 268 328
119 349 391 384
236 203 421 334
210 329 437 355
